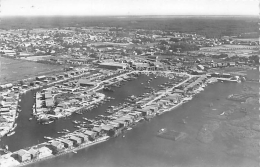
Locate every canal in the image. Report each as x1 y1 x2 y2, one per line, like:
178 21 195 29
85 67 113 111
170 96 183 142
0 73 171 151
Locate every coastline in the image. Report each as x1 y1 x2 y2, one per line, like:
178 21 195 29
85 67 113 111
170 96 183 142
1 69 236 167
16 136 110 167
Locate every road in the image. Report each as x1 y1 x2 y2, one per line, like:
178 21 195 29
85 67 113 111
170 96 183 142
142 74 194 107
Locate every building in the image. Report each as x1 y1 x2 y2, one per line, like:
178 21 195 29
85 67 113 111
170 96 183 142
113 119 127 127
69 136 82 146
132 63 150 70
128 111 142 120
0 153 20 167
136 108 152 116
45 98 54 107
27 148 38 159
92 126 104 136
16 149 31 162
98 62 128 70
101 125 114 136
62 139 74 148
74 132 89 142
229 62 236 66
49 141 65 153
83 130 97 140
37 146 53 159
78 79 96 87
197 65 205 70
36 76 46 81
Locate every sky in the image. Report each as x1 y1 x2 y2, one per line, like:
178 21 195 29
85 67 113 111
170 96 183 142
1 0 259 16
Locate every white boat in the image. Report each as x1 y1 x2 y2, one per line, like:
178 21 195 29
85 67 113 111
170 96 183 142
127 127 132 130
7 131 15 137
10 124 17 132
44 136 53 140
42 120 54 125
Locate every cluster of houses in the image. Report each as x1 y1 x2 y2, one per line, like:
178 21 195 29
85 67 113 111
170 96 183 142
0 86 20 137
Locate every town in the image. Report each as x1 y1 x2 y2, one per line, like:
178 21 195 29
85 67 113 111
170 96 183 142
0 26 259 167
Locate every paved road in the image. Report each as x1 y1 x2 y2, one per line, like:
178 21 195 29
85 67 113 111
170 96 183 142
142 74 194 107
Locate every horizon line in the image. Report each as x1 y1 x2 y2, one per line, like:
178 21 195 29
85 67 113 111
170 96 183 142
1 14 258 18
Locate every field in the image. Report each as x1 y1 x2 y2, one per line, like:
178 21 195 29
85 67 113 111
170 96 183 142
0 57 63 84
0 16 258 38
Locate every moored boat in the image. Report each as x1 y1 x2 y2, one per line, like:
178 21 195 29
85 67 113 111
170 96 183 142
7 131 15 137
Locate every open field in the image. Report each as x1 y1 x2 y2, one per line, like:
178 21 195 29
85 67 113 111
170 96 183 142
0 57 63 84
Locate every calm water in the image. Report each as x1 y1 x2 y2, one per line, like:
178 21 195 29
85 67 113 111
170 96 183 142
1 69 258 167
0 74 170 151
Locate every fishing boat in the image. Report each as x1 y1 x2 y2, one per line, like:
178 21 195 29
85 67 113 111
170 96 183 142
43 136 53 140
127 127 132 131
158 128 166 134
63 129 70 133
7 131 15 137
42 120 54 125
29 117 33 121
75 111 83 115
10 123 17 131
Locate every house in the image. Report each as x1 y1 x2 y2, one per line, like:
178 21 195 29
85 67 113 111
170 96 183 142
45 98 54 107
78 79 96 87
228 62 236 66
92 126 104 136
69 136 82 146
16 149 31 162
36 76 46 81
221 73 231 78
74 132 88 142
83 130 97 140
37 146 52 159
136 108 152 116
49 141 65 153
101 125 115 136
113 119 127 127
27 148 38 159
128 112 142 120
61 139 74 148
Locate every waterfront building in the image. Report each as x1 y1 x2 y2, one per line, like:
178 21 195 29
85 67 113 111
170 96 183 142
128 111 142 120
37 146 53 159
145 105 159 113
121 115 134 124
101 125 115 136
0 153 20 167
74 132 89 142
61 139 74 148
82 130 97 141
136 108 152 116
49 141 65 153
27 148 38 159
112 120 126 127
92 126 104 136
16 149 32 162
69 136 82 146
108 121 120 128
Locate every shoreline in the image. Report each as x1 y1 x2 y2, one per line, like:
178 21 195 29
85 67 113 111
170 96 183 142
16 136 110 167
1 70 231 167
